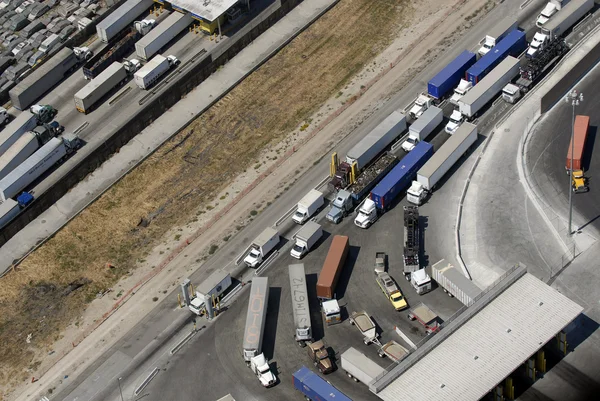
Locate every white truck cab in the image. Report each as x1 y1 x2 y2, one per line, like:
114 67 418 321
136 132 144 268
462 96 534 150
527 32 548 58
536 2 558 27
250 353 276 387
502 83 521 104
406 180 426 205
450 79 472 105
410 268 432 295
354 198 377 228
408 94 432 119
0 107 9 125
445 110 463 134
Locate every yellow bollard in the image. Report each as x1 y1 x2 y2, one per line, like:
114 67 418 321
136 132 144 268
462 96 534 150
177 294 182 308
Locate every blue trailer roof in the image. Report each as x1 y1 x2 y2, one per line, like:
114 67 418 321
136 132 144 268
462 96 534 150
293 366 352 401
371 141 434 199
427 50 477 98
466 29 525 83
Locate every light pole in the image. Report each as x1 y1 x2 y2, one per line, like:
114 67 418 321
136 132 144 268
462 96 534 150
565 89 583 235
118 377 124 401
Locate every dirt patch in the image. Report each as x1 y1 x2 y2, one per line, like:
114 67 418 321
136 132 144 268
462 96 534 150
0 0 412 396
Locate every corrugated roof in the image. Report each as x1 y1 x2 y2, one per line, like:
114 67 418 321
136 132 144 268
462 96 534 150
374 273 583 401
170 0 238 21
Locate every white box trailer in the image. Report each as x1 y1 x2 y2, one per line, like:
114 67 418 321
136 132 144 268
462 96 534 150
242 277 269 363
188 270 232 315
403 106 443 151
134 54 169 89
292 189 324 224
407 123 478 205
290 221 323 259
96 0 154 42
0 131 39 180
341 347 386 385
0 198 20 228
458 56 520 118
135 11 193 60
0 136 75 201
244 227 280 268
346 110 407 170
430 260 482 306
541 0 593 39
288 264 312 345
0 112 38 155
74 62 127 113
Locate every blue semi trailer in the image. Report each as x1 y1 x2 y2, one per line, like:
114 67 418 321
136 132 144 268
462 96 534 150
292 366 351 401
427 50 477 100
466 29 526 84
354 141 434 228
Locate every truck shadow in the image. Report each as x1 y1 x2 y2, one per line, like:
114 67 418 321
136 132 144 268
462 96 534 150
582 125 596 172
310 229 331 254
334 245 360 300
419 215 429 268
306 273 325 341
263 286 281 361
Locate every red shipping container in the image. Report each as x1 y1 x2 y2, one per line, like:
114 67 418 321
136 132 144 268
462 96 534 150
566 115 590 171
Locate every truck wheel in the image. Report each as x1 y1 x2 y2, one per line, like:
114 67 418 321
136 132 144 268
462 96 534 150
405 274 410 281
313 361 318 367
346 372 352 379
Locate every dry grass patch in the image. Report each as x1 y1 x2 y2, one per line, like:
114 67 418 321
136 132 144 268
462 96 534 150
0 0 411 396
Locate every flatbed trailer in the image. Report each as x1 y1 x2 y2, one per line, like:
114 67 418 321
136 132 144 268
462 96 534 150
408 303 440 334
377 340 409 362
349 311 380 345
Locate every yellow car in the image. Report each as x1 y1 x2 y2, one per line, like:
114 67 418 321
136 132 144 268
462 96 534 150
376 272 408 310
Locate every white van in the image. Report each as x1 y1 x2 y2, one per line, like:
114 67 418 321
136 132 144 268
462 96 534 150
38 33 60 55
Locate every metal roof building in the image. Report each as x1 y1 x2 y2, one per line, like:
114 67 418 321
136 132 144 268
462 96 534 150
169 0 239 21
370 266 583 401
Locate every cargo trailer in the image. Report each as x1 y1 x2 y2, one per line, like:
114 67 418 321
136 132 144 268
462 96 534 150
74 62 127 113
96 0 154 42
242 277 269 363
316 235 349 300
431 260 482 306
349 311 380 345
0 198 20 228
292 189 324 224
0 112 38 155
0 136 77 201
135 11 193 60
288 264 312 345
9 48 78 110
541 0 594 40
83 28 141 80
477 17 519 56
427 50 477 100
407 122 478 205
345 111 406 170
134 54 170 89
566 114 589 171
292 366 351 401
466 30 526 84
402 106 443 152
0 131 40 180
341 347 386 385
459 56 520 118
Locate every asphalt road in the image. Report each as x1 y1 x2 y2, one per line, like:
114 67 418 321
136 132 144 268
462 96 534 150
53 1 550 400
526 62 600 235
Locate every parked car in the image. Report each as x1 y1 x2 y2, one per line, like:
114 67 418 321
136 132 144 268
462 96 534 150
28 4 49 21
10 40 25 54
14 46 31 61
14 0 33 14
49 18 68 33
27 48 43 65
58 24 74 40
45 15 60 30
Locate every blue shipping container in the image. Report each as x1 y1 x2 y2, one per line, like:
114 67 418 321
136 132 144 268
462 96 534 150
293 366 352 401
466 29 526 84
370 141 434 210
427 50 477 99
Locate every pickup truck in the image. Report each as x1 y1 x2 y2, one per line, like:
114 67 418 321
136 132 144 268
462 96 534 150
307 340 334 374
375 272 408 311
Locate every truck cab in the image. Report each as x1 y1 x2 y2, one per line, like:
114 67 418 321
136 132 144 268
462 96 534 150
322 299 341 325
572 169 589 193
502 83 521 104
406 180 426 205
450 79 472 105
188 294 207 315
250 353 276 387
410 268 432 295
376 272 408 311
307 340 334 374
326 189 353 224
408 94 432 119
0 107 9 125
445 110 463 134
354 198 377 228
536 2 558 27
244 247 263 268
401 135 419 152
527 32 548 58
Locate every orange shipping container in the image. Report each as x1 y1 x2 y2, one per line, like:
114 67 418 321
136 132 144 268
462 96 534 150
316 235 349 300
566 115 590 171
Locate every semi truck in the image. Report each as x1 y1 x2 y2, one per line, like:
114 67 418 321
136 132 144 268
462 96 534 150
0 135 79 202
566 114 589 171
450 79 473 105
288 264 312 346
243 227 279 268
0 122 60 180
134 54 179 90
329 111 406 190
322 299 342 326
427 50 477 100
188 270 232 315
477 16 518 56
292 189 324 224
431 260 482 306
96 0 154 42
242 276 269 363
407 122 478 205
459 56 520 119
349 311 380 345
354 141 433 228
341 347 386 384
136 11 193 60
83 27 144 80
316 235 349 301
290 221 323 259
408 93 434 119
410 268 433 295
403 206 420 279
74 62 128 113
407 303 440 334
401 106 443 152
292 366 351 401
517 37 568 93
306 340 334 374
0 104 57 155
250 353 276 388
0 192 33 229
536 0 570 27
9 47 87 110
467 29 526 84
326 153 398 224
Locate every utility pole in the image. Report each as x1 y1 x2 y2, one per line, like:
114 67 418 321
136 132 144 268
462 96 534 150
118 377 124 401
565 89 583 236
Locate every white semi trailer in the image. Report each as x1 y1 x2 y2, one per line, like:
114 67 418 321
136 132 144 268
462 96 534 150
288 264 312 346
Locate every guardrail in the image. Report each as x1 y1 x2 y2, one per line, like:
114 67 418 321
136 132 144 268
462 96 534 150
254 250 280 276
134 367 160 396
